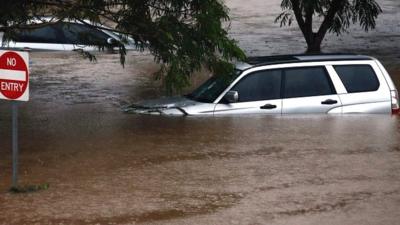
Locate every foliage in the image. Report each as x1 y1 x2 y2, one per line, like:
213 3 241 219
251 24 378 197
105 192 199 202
1 0 246 93
275 0 382 52
9 183 49 193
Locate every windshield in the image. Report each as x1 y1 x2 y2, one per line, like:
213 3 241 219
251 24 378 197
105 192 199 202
186 70 242 103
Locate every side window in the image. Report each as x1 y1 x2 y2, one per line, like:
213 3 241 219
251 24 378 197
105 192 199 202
60 23 110 45
334 65 379 93
231 70 282 102
284 67 335 98
14 25 61 43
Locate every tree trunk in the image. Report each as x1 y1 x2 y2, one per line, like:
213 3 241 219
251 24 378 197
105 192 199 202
306 41 322 53
305 33 323 54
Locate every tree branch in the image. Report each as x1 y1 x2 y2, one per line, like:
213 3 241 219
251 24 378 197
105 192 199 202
317 0 346 38
304 1 314 34
290 0 306 36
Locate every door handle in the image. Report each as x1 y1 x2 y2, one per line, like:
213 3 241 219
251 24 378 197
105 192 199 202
260 104 277 109
321 99 338 105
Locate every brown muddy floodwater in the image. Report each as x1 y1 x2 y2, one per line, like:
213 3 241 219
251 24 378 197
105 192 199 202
1 0 400 224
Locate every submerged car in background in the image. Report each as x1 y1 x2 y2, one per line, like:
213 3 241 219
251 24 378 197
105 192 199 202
0 19 136 51
125 54 399 116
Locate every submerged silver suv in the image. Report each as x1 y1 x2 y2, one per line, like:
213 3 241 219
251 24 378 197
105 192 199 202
126 54 399 116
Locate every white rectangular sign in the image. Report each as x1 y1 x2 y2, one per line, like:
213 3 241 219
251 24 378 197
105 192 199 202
0 69 26 81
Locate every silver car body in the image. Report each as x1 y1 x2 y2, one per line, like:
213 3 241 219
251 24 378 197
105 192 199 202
0 18 136 51
125 54 398 116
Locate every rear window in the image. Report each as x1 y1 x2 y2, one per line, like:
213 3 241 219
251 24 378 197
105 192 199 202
283 67 335 98
334 65 380 93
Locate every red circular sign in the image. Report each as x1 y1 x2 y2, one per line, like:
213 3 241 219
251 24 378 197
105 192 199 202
0 51 29 100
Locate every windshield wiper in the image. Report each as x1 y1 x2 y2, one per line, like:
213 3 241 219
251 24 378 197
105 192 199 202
193 97 213 103
183 94 211 103
183 93 194 99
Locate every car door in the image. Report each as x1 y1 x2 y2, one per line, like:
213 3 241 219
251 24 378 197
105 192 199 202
282 66 342 114
213 69 282 115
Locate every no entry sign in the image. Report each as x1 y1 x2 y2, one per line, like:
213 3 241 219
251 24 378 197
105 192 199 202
0 50 29 101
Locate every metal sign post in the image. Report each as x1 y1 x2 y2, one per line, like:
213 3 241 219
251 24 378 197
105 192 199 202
11 101 18 188
0 50 29 189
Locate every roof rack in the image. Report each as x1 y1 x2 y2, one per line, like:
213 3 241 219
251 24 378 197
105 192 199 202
246 55 299 64
246 53 372 66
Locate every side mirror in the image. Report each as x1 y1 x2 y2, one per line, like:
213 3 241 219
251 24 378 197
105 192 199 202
224 91 239 103
107 37 117 45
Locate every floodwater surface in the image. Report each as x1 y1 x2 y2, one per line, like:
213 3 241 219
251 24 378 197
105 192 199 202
1 0 400 224
0 52 399 225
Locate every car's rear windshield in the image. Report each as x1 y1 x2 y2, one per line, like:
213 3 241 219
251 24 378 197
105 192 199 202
334 65 380 93
185 69 242 103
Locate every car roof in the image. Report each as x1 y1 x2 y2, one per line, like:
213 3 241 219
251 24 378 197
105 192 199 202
235 53 374 70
